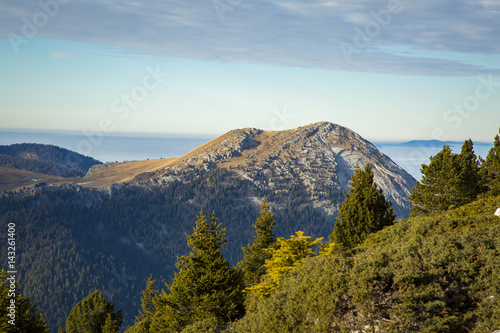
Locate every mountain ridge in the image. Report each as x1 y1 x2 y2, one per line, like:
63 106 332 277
148 121 416 218
0 122 416 218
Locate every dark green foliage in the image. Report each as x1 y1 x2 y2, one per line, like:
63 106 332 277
125 276 158 333
179 318 225 333
0 143 101 177
102 313 121 333
239 197 277 288
234 195 500 332
482 128 500 194
59 290 122 333
410 140 484 216
0 168 330 331
456 139 483 202
331 164 395 248
150 211 244 332
0 269 50 332
0 186 175 332
410 145 458 215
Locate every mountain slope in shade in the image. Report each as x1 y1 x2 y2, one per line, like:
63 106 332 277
150 121 416 218
0 143 101 177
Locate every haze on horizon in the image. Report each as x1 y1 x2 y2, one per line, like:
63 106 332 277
1 0 499 143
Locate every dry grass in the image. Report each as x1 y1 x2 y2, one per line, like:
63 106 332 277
78 158 178 188
0 166 65 192
0 158 180 191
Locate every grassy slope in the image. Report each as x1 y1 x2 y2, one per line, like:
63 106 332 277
0 158 179 191
0 166 66 191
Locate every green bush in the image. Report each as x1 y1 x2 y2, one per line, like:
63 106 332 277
233 196 500 332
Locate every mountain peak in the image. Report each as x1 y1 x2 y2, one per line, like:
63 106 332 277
154 122 415 218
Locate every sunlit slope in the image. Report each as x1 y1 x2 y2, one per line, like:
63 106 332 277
0 158 178 191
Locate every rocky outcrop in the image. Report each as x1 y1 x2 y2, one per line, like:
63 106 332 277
151 122 416 219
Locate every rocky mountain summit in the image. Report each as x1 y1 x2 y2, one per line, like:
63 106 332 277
151 122 416 218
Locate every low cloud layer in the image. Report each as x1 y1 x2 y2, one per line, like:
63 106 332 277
1 0 499 75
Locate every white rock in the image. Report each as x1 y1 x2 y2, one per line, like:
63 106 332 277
495 208 500 217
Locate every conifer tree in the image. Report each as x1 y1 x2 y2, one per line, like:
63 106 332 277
0 270 49 333
410 141 484 215
246 231 322 297
59 290 122 333
239 196 277 288
150 210 244 332
125 276 158 333
456 139 483 203
483 128 500 194
332 164 395 248
102 313 121 333
410 146 458 215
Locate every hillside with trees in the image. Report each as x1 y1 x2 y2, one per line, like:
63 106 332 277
0 169 328 331
0 143 101 177
1 127 499 332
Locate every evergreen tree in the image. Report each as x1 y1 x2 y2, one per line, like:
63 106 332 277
409 146 458 215
0 270 49 333
150 210 244 332
483 127 500 194
102 313 121 333
125 276 158 333
456 139 483 203
59 290 122 333
332 164 395 248
410 141 484 215
239 196 277 288
246 231 322 297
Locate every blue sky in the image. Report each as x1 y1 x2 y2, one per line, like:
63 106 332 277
1 0 499 143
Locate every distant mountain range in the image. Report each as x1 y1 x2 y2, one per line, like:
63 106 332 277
378 139 493 148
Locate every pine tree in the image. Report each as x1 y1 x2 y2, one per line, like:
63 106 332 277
150 210 244 332
102 313 120 333
0 269 49 333
483 128 500 194
125 276 158 333
410 141 484 216
246 231 322 296
456 139 483 203
332 164 395 248
60 290 122 333
239 196 277 288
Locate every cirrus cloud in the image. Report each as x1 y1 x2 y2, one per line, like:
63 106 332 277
1 0 499 76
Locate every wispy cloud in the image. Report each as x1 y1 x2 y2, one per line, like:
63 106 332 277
1 0 499 75
49 51 75 59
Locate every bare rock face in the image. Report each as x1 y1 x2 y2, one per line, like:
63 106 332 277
153 122 416 219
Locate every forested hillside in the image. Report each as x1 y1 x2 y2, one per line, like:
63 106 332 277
0 143 101 177
1 127 499 332
0 169 329 331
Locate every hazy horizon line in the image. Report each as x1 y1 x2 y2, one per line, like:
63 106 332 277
0 127 495 145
